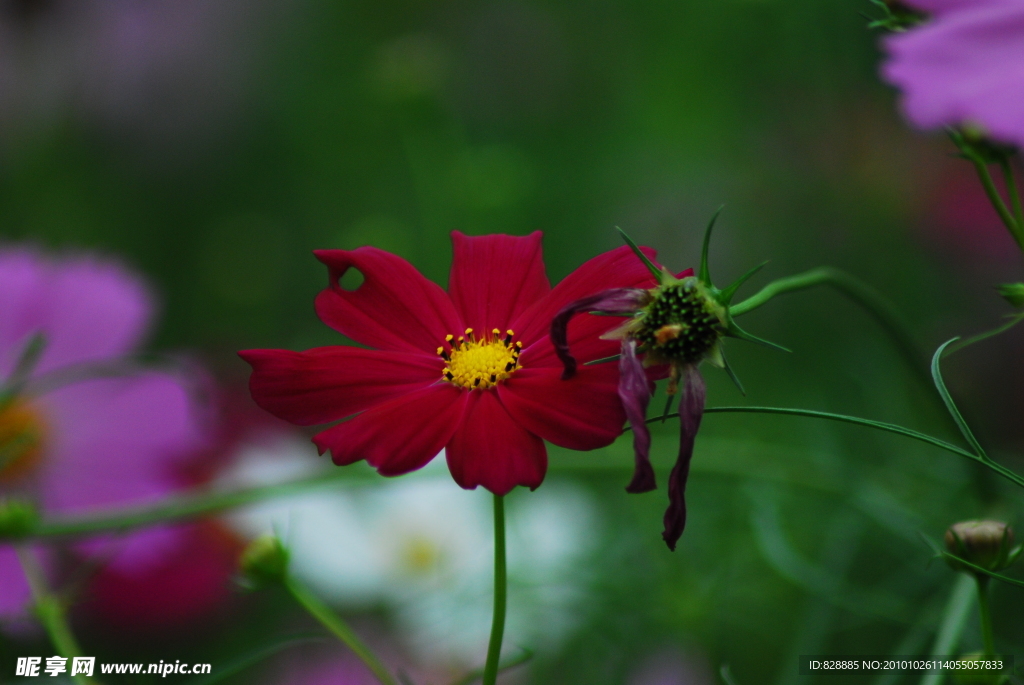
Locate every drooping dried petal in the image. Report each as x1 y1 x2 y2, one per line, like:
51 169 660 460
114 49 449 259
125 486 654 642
550 288 649 380
619 339 655 493
663 365 706 551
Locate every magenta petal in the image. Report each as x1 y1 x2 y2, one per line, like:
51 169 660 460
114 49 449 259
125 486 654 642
312 384 468 477
313 247 464 354
0 249 152 378
445 390 546 495
549 288 649 379
663 367 706 551
882 1 1024 147
511 244 662 348
38 372 206 514
0 546 30 619
619 340 655 494
498 363 625 451
240 347 440 425
448 231 551 333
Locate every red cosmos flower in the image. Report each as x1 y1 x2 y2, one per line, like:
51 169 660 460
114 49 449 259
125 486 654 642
240 232 660 495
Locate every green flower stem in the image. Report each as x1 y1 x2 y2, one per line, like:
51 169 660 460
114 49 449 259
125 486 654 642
971 159 1024 249
728 267 928 385
15 546 97 685
482 494 508 685
283 575 397 685
919 574 976 685
975 577 996 658
999 158 1024 232
645 406 1024 490
6 470 359 541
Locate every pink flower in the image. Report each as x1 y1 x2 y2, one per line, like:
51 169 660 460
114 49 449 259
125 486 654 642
882 0 1024 147
241 232 659 496
0 248 208 619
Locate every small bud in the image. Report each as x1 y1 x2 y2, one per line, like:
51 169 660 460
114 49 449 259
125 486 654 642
944 520 1021 574
997 283 1024 308
950 653 1004 685
239 534 290 587
0 498 39 539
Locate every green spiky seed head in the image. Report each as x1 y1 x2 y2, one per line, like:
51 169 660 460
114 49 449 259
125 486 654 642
634 277 726 365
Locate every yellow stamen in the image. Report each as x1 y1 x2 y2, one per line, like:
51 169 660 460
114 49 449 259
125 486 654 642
438 329 522 389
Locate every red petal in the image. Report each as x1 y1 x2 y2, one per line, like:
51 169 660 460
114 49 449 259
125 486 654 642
448 231 551 334
240 347 440 426
445 390 546 495
498 364 625 450
312 384 468 476
510 244 663 348
313 248 463 354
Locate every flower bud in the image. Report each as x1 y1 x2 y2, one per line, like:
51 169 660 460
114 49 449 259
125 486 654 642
944 520 1021 574
0 498 39 539
239 534 290 587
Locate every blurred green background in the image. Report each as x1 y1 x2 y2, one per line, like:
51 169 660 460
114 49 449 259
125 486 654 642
2 0 1023 682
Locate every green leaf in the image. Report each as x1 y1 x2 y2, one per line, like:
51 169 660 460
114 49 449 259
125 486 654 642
931 340 988 460
190 633 324 685
718 260 768 305
583 354 621 366
699 205 725 286
616 227 663 282
940 553 1024 590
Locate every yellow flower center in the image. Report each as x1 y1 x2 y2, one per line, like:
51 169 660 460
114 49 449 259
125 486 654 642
438 328 522 390
0 398 46 482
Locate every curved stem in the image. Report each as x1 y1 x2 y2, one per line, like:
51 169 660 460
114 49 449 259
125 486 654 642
284 576 397 685
999 158 1024 232
8 470 359 541
16 546 96 685
728 267 928 386
643 406 1024 490
975 577 996 658
482 495 508 685
971 159 1024 249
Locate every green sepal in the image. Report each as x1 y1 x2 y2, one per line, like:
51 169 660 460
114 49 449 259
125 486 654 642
698 205 725 286
616 227 669 284
718 260 769 306
719 346 746 396
725 320 791 353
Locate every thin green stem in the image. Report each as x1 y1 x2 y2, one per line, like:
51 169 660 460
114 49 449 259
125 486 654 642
728 267 928 386
919 574 976 685
975 577 996 658
15 546 96 685
7 470 359 541
482 495 508 685
999 158 1024 231
283 576 397 685
971 159 1024 249
644 406 1024 490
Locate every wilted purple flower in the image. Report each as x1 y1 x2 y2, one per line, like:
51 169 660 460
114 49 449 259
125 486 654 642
552 222 778 550
0 248 207 619
881 0 1024 147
